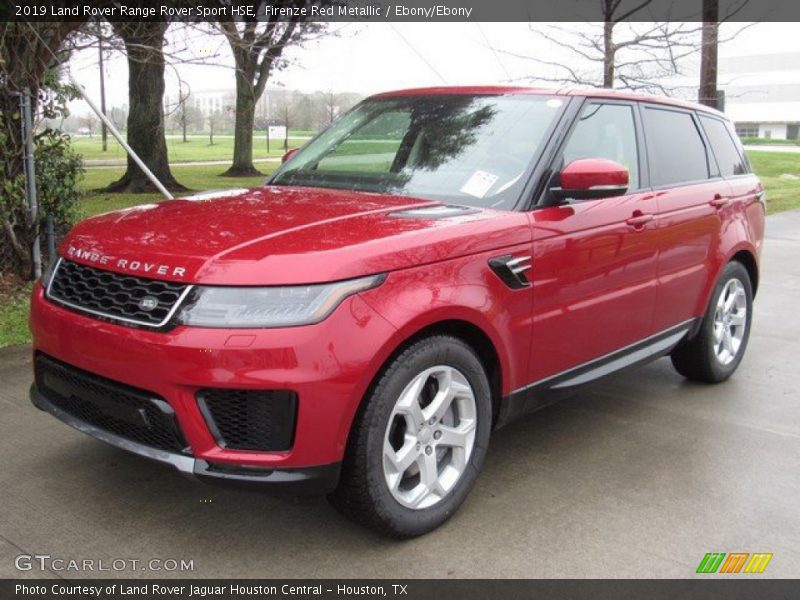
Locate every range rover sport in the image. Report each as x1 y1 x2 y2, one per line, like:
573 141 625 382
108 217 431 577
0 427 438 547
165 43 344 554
30 87 765 537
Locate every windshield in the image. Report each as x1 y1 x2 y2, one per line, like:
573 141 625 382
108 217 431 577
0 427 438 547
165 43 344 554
269 94 565 210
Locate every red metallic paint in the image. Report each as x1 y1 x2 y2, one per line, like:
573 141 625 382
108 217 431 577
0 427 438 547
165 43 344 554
281 148 300 163
30 86 765 477
527 190 660 380
373 85 727 115
30 283 397 468
61 186 531 286
559 158 630 192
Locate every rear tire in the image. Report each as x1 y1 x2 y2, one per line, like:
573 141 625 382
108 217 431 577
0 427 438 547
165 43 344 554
670 261 753 383
329 335 492 538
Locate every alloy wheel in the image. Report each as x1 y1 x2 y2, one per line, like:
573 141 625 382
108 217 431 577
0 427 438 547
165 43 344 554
382 365 477 509
713 278 748 365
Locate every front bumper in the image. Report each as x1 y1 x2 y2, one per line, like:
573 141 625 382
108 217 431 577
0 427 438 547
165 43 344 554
30 384 341 494
29 283 398 482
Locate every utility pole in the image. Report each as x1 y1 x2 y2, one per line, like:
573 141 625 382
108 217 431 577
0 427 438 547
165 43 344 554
699 0 720 109
97 21 108 151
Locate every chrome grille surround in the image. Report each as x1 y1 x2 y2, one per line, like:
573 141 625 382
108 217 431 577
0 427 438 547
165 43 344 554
46 258 193 329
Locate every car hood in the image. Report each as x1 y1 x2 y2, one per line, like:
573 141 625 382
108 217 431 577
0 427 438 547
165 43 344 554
61 186 530 285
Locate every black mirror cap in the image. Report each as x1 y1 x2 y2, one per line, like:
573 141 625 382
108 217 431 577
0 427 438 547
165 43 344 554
549 184 629 201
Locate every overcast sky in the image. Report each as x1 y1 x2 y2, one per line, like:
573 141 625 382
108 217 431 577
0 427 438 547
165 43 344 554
67 21 800 110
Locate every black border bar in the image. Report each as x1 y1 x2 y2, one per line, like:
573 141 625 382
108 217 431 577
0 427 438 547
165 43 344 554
4 579 800 600
3 0 800 23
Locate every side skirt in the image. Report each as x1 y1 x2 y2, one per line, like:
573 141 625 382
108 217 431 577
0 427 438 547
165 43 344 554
495 319 697 429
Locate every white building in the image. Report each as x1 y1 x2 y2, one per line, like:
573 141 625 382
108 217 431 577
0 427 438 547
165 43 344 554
163 88 233 116
164 87 289 122
720 52 800 140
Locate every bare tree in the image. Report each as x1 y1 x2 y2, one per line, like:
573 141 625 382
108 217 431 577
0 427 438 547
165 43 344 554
78 112 99 137
207 110 225 146
215 2 326 176
109 105 128 131
273 90 296 151
170 78 192 142
293 93 316 131
323 90 339 127
504 1 704 95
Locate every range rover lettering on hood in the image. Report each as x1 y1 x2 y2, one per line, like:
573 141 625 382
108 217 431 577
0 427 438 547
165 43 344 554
66 245 188 278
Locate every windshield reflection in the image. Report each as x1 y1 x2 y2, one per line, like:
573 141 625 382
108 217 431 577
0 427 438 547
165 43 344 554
270 94 564 210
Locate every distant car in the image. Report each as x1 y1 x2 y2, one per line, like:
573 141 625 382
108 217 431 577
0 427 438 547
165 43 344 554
30 87 765 537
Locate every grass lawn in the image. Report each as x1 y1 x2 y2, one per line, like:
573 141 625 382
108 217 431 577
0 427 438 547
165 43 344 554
741 137 800 147
80 163 275 217
0 284 32 347
72 135 306 163
747 151 800 214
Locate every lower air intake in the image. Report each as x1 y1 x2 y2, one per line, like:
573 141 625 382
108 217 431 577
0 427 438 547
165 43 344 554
197 389 298 452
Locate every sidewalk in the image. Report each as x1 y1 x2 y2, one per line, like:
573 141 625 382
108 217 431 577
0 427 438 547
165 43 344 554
744 144 800 154
84 156 283 168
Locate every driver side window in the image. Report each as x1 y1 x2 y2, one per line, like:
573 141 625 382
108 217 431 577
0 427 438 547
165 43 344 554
561 103 639 190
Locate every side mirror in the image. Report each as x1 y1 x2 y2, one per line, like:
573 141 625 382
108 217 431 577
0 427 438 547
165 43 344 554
281 148 299 163
551 158 629 200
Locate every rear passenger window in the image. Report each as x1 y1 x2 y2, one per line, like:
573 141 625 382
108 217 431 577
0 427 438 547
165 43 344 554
700 115 748 176
561 103 639 189
643 107 709 186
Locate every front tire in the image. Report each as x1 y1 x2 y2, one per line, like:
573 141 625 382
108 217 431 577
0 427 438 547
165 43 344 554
671 261 753 383
330 335 492 538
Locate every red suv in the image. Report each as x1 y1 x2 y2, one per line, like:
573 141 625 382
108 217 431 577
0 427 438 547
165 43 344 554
30 87 765 537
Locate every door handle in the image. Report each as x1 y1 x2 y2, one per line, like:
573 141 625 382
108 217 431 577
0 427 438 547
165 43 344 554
625 213 654 228
710 194 730 209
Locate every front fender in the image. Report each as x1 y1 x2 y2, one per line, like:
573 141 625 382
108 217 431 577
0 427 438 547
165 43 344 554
357 247 533 399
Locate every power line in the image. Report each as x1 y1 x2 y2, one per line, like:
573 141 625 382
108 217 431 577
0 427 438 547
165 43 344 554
475 23 511 80
388 24 447 85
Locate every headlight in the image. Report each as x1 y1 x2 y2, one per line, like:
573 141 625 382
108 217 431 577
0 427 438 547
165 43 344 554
40 257 60 289
176 274 385 328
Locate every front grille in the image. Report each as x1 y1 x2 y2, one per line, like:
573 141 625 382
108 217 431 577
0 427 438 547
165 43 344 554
47 259 188 327
198 389 298 452
35 354 189 453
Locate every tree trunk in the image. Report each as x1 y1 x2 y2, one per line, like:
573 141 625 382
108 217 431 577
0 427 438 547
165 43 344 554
104 23 186 193
603 21 615 88
699 0 720 108
224 69 262 177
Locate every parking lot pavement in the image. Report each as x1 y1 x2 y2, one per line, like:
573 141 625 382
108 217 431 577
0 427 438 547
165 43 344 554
1 211 799 580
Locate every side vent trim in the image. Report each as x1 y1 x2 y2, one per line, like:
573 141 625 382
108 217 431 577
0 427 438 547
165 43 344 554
489 255 532 289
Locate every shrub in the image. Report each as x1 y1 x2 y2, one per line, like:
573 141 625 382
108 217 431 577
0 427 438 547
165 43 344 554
0 80 83 281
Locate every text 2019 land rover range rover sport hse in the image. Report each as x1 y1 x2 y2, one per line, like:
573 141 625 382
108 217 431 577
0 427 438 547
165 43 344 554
30 87 764 537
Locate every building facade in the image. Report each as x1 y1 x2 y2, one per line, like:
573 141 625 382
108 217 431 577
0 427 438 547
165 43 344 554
721 52 800 140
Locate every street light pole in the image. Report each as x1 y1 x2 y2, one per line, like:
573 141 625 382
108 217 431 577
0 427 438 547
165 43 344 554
97 21 108 152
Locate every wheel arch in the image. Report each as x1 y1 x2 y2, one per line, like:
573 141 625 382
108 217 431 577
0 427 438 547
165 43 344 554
388 319 504 426
730 248 759 298
342 315 508 452
689 245 759 341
